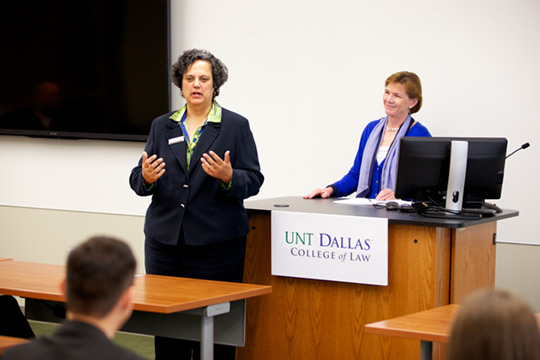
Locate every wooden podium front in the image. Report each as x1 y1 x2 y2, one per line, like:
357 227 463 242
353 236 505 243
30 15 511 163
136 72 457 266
236 197 518 360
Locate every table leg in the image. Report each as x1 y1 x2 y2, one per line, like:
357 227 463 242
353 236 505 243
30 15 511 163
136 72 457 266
201 315 214 360
200 302 231 360
420 340 433 360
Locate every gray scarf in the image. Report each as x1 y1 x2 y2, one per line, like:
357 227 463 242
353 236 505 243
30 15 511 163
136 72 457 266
356 115 413 198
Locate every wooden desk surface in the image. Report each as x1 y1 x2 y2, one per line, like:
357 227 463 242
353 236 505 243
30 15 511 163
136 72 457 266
364 305 460 344
0 335 29 354
365 304 540 345
0 260 271 314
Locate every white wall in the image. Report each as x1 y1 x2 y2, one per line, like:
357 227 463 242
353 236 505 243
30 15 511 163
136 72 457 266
0 136 149 215
1 0 539 294
2 0 539 241
172 0 540 245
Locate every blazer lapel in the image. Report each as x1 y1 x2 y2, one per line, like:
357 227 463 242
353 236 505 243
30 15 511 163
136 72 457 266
190 122 221 173
166 119 188 174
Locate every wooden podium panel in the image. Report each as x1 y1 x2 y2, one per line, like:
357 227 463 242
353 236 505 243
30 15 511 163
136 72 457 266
237 197 513 360
451 222 496 304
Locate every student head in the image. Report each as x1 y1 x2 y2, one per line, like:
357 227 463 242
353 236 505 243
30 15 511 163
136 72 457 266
448 288 540 360
63 236 136 318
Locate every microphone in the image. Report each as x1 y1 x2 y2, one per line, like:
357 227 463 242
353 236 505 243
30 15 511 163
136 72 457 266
506 142 530 159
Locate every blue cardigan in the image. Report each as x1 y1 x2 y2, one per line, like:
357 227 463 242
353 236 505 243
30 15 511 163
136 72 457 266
332 120 431 198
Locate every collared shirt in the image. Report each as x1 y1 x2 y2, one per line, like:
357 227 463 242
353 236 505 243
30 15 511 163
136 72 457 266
169 101 232 190
170 101 222 169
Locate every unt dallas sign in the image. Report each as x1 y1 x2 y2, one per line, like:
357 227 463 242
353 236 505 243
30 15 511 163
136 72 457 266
271 211 388 286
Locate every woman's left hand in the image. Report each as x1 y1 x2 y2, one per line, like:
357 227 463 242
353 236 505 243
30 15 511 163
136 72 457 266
376 188 396 201
201 150 233 184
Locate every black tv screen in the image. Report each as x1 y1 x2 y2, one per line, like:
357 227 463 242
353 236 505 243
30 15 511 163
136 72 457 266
0 0 170 141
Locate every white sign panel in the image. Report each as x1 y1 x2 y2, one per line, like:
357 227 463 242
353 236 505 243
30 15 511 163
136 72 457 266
271 211 388 286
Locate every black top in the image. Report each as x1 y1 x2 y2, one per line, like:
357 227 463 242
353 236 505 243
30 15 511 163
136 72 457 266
245 196 518 229
1 320 144 360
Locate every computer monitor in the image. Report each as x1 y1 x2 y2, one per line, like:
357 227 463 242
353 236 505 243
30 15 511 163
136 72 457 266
395 137 508 208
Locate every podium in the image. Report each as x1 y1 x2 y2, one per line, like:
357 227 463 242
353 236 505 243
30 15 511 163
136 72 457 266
236 197 518 360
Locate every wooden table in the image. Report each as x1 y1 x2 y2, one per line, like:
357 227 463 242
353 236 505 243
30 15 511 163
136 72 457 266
365 304 540 360
0 335 29 355
365 305 459 360
0 260 271 360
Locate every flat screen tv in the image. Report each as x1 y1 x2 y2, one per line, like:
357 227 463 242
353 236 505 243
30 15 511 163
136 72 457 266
0 0 170 141
395 137 508 208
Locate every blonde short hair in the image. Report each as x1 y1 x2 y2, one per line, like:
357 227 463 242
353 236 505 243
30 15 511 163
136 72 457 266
385 71 422 114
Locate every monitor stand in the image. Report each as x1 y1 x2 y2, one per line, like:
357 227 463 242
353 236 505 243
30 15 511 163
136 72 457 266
445 140 468 212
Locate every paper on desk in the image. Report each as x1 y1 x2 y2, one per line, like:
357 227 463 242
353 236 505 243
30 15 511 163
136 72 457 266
333 198 412 206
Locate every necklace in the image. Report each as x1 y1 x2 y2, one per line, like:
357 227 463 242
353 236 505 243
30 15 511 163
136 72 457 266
386 126 400 131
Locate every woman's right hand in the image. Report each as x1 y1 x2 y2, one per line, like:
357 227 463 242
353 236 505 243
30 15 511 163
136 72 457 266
142 151 166 186
303 187 334 199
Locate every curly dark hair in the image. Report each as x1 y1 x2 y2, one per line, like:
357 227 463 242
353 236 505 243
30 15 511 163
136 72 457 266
171 49 229 98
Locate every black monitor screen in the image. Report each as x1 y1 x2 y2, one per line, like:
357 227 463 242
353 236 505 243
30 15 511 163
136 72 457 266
395 137 508 206
0 0 170 141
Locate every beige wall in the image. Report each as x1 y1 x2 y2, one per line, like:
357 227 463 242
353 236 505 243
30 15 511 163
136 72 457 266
495 242 540 312
0 206 146 274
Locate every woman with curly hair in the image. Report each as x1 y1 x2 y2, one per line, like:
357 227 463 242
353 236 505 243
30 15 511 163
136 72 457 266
130 49 264 360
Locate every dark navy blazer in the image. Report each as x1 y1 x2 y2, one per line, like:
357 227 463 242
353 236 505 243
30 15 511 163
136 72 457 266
2 320 143 360
130 108 264 246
